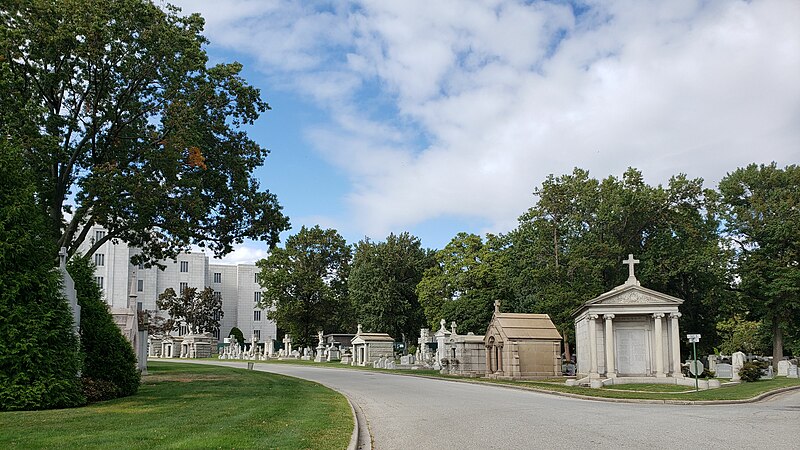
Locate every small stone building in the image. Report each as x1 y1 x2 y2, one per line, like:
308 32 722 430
484 301 563 379
571 255 700 388
351 325 394 367
180 332 214 358
443 326 486 377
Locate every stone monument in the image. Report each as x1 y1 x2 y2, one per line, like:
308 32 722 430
732 351 746 382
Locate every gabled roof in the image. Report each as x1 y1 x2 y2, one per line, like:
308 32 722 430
486 313 562 341
572 283 684 317
351 332 394 345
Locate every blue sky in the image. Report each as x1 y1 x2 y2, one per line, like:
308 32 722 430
173 0 800 264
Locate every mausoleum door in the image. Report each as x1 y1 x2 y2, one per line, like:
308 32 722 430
615 328 648 375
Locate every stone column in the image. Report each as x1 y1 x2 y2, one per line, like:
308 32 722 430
653 313 665 377
670 312 683 377
588 314 599 378
604 314 616 378
485 345 492 374
497 343 504 376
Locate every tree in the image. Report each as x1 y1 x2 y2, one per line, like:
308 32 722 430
719 163 800 368
256 226 352 348
156 286 223 334
715 316 769 356
350 232 434 347
0 142 84 410
417 233 511 334
0 0 289 265
68 255 139 401
505 168 729 356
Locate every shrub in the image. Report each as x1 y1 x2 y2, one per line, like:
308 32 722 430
81 377 120 402
738 361 766 382
0 144 85 410
68 256 140 399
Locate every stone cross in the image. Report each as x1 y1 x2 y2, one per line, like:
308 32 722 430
451 321 457 336
58 247 68 269
623 254 640 284
494 299 501 314
439 318 447 331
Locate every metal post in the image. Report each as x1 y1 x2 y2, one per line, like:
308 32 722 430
693 341 698 392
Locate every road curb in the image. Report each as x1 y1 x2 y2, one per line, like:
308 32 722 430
345 397 359 450
405 373 800 405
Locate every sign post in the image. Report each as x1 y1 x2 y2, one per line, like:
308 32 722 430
687 334 701 391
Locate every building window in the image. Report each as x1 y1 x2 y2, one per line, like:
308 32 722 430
180 261 189 272
179 324 188 336
254 330 261 340
138 263 144 270
213 272 222 283
212 329 220 339
212 310 221 321
213 291 221 301
137 279 144 292
254 291 261 303
94 253 104 267
254 310 261 321
95 276 104 289
179 282 188 294
95 230 106 243
254 272 259 283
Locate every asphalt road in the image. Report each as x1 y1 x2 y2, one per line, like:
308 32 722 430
179 361 800 449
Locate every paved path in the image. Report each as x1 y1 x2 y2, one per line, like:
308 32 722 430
179 361 800 449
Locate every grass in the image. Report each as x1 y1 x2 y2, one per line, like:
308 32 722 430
456 375 800 401
0 362 353 449
602 383 696 393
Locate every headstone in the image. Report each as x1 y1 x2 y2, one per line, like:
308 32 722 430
340 351 352 365
400 355 414 365
715 363 733 379
760 365 774 380
777 360 791 376
707 355 718 372
732 351 746 381
386 361 396 370
788 364 798 378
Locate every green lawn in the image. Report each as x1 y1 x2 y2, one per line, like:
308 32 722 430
603 383 696 393
0 362 353 449
463 376 800 401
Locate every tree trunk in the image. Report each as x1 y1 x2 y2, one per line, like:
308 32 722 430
772 321 783 370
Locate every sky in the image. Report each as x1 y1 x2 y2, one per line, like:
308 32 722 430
171 0 800 265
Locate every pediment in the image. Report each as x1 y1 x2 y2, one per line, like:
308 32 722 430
585 285 684 307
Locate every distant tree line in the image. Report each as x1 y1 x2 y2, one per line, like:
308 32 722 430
258 164 799 368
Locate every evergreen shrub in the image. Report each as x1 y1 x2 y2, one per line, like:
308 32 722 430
0 144 85 410
68 256 140 399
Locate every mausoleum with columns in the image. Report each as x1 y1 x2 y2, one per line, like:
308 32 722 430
571 255 690 388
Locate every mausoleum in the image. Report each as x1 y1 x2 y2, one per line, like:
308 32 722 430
571 255 706 388
442 321 486 377
351 325 394 367
484 301 562 379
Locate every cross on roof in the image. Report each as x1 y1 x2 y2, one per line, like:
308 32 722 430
623 254 639 281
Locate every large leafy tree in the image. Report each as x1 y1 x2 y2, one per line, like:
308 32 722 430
505 168 729 356
719 163 800 367
0 0 289 265
256 226 352 348
350 232 434 346
0 143 84 410
417 233 511 334
156 286 223 334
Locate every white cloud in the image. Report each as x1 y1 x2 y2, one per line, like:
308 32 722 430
192 244 269 265
172 0 800 241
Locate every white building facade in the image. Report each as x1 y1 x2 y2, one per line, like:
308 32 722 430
78 226 276 344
